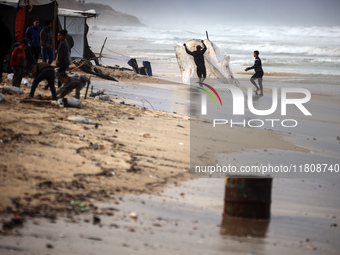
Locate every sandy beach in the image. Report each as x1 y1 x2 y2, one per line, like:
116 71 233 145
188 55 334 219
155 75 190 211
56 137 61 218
1 5 340 252
1 58 339 254
0 64 307 214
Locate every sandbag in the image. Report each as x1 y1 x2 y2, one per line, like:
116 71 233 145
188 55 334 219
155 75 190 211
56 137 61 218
57 98 83 108
0 86 24 94
0 93 5 102
139 67 147 75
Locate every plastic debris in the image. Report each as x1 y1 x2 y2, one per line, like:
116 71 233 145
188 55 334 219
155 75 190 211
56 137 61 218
89 89 105 97
68 116 94 124
93 215 101 225
142 133 151 138
95 95 111 101
0 93 5 102
5 74 30 87
21 78 30 87
6 73 13 80
70 200 90 211
129 212 138 220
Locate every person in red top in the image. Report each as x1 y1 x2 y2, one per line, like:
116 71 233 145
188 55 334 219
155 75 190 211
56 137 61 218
10 38 28 87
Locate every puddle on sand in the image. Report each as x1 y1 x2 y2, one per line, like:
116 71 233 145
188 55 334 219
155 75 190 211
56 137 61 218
1 177 339 255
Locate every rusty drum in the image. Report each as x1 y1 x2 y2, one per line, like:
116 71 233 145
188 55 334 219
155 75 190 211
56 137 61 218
224 176 272 219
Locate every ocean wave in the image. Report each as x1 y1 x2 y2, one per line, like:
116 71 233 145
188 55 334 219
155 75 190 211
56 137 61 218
221 43 340 57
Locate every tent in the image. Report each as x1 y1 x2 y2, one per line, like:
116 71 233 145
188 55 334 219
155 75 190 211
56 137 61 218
58 8 98 58
0 0 58 72
0 0 57 44
0 0 99 72
175 39 240 86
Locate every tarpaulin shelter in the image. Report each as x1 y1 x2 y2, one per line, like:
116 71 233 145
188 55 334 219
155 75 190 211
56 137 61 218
0 0 58 72
58 8 98 58
0 0 58 44
175 39 240 86
0 1 98 58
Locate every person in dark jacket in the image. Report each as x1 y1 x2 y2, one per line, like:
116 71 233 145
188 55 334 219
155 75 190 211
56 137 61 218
56 30 70 88
25 19 41 64
0 15 12 83
40 21 53 64
66 32 74 55
29 62 57 101
184 40 207 83
245 50 264 96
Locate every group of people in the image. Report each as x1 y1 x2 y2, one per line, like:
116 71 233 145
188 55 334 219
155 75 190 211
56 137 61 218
7 18 89 102
184 41 264 96
25 19 74 65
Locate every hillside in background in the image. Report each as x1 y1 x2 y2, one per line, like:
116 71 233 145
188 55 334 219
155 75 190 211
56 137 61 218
37 0 145 26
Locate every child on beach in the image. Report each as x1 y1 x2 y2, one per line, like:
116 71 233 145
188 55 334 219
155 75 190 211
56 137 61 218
10 38 28 88
57 72 90 99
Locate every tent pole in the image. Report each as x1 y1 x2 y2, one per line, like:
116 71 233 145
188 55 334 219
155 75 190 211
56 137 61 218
206 31 209 41
53 1 58 61
99 37 107 62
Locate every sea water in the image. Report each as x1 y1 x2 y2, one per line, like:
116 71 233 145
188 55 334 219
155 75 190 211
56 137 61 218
87 24 340 79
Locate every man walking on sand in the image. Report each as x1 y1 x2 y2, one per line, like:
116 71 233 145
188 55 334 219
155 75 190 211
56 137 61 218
184 40 207 83
245 50 264 96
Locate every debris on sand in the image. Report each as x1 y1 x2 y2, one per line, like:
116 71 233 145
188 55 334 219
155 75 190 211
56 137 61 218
58 98 83 108
73 59 118 82
67 116 94 124
0 86 23 95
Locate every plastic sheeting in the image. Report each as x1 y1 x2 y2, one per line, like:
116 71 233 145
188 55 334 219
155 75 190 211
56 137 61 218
175 39 239 86
59 16 85 58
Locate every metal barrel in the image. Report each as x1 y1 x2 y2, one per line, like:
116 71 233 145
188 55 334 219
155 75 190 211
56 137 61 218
224 176 272 219
220 214 270 238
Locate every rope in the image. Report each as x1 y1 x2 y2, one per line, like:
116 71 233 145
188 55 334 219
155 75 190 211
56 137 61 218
104 47 130 58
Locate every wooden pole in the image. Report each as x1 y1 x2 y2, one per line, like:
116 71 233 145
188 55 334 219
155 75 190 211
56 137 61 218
84 78 91 99
70 61 86 72
206 31 209 41
53 1 58 61
99 37 107 60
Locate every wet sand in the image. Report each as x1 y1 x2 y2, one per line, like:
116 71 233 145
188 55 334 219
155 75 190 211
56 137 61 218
0 177 339 255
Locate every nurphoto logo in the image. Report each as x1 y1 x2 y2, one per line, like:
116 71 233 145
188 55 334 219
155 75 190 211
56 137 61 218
198 82 312 128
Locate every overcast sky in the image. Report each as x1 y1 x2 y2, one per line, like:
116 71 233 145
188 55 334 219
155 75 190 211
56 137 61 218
87 0 340 27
